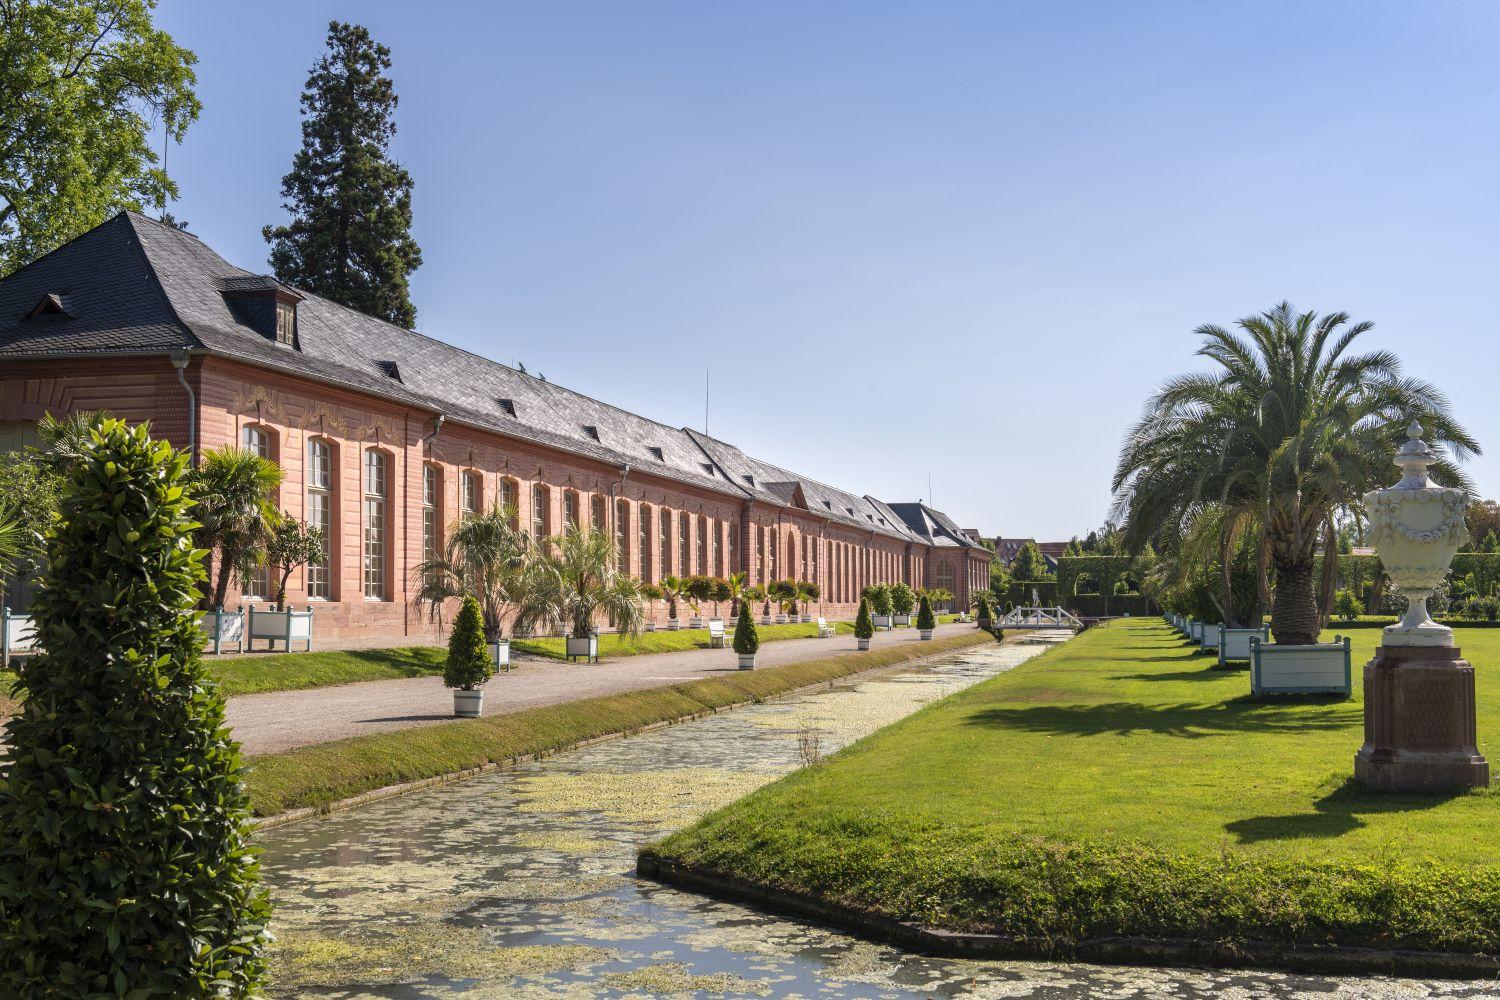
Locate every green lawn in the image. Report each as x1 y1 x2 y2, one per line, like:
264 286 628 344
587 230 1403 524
511 620 852 660
650 618 1500 956
204 647 449 697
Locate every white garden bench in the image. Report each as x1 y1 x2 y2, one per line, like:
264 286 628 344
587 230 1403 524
199 607 245 655
1250 635 1352 697
247 604 315 652
707 618 726 648
2 606 37 667
817 616 835 639
1218 625 1269 666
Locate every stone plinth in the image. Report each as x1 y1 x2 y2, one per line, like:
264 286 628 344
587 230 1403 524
1354 644 1489 792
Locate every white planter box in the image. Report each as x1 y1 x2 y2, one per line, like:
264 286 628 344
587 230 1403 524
1198 623 1223 652
872 615 893 630
893 614 912 626
247 605 314 652
666 619 680 631
775 614 788 624
761 615 772 625
1250 636 1352 697
800 614 812 623
453 689 484 717
919 629 933 640
565 635 599 663
737 652 756 670
2 606 37 665
857 637 871 651
489 639 511 671
1217 626 1269 665
1188 620 1205 643
688 617 704 629
198 608 245 655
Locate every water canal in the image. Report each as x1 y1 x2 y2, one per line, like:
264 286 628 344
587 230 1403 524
260 640 1497 999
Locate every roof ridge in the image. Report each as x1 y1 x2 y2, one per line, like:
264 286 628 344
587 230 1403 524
119 214 206 351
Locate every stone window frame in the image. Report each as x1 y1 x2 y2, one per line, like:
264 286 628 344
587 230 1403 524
638 503 653 582
362 447 394 601
615 498 630 571
241 423 278 599
531 482 550 538
305 436 336 600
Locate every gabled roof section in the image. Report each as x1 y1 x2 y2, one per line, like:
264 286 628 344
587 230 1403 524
887 502 984 549
22 292 72 320
0 213 197 356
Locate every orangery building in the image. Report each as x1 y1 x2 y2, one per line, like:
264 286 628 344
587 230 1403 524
0 213 991 645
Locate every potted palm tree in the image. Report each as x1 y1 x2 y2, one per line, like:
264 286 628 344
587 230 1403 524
771 579 796 624
661 574 685 630
413 502 532 671
751 585 771 625
797 581 818 623
854 596 874 651
446 595 492 716
641 582 663 631
891 581 916 626
732 599 759 669
515 527 645 663
916 592 936 640
191 446 283 611
726 571 748 619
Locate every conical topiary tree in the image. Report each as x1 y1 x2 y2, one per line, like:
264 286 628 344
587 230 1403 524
732 599 759 656
445 595 492 690
0 419 270 995
854 597 874 641
916 592 936 632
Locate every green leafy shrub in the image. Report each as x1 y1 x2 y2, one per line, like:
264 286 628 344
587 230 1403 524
974 593 993 621
890 581 916 616
0 419 269 995
732 599 759 655
854 598 874 640
1332 588 1365 621
445 595 492 690
916 593 936 631
861 583 892 616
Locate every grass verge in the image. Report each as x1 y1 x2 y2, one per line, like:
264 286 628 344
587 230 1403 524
245 630 992 818
205 646 449 697
511 620 852 659
645 619 1500 964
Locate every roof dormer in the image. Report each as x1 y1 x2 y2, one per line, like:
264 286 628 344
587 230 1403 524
220 276 302 348
21 292 72 321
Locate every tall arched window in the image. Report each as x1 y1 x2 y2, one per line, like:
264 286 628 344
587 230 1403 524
591 495 606 533
306 439 333 599
563 489 579 530
531 483 549 537
363 450 389 600
936 561 955 609
500 477 518 529
242 425 276 598
423 464 442 567
615 499 629 569
660 509 673 575
755 525 765 583
698 514 709 575
638 505 652 581
679 513 689 575
461 470 481 518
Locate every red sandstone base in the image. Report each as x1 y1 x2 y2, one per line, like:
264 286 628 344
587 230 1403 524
1354 644 1489 793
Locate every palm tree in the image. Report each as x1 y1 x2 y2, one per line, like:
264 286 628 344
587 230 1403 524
725 571 748 618
412 504 532 642
35 410 111 471
660 574 685 623
1113 302 1477 645
0 501 22 605
192 447 283 609
515 527 645 640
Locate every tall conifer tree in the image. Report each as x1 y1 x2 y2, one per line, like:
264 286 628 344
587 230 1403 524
264 21 421 327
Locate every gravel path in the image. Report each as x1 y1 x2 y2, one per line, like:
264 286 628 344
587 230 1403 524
227 622 979 756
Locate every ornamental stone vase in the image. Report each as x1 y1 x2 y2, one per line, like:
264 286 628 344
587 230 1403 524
1354 421 1489 792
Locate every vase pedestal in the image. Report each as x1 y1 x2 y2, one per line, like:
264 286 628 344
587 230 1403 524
1354 644 1489 792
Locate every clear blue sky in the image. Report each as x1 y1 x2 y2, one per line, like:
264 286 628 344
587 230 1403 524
152 1 1500 540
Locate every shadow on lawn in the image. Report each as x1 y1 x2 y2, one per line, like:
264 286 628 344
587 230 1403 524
965 699 1352 739
1224 779 1471 843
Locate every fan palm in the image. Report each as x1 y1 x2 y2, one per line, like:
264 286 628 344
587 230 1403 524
192 446 284 609
1113 302 1477 645
35 410 111 471
516 527 645 639
412 504 531 642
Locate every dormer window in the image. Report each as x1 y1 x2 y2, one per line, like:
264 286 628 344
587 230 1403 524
647 446 664 462
743 474 755 486
583 425 600 441
496 398 516 417
275 301 295 344
220 275 301 348
376 360 401 381
21 292 71 321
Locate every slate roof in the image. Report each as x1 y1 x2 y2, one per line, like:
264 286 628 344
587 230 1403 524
0 212 983 549
887 502 985 550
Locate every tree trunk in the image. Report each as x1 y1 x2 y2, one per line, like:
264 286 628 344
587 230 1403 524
212 548 236 610
1271 560 1319 645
